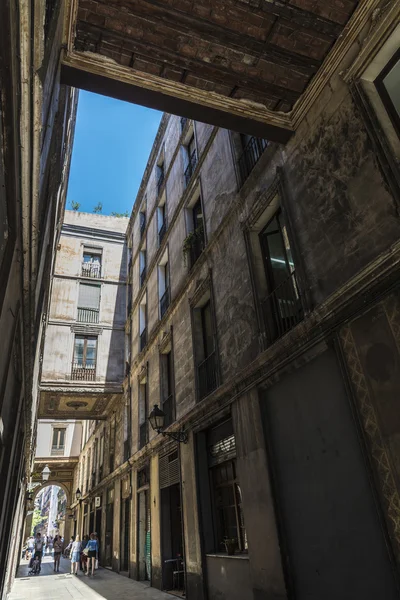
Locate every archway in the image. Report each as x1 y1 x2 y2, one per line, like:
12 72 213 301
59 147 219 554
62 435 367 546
23 482 73 549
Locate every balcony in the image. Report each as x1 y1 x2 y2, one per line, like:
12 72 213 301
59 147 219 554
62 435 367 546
158 221 166 246
184 150 198 186
198 351 217 400
238 137 268 185
77 307 99 324
71 363 96 381
81 262 101 278
139 422 148 449
140 328 147 351
51 446 65 457
163 394 174 428
157 170 165 195
261 271 303 343
140 268 146 287
160 287 170 319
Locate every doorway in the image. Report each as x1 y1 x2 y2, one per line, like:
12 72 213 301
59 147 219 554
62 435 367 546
137 488 151 581
89 506 94 535
105 501 114 568
95 507 102 563
120 497 130 573
160 449 185 595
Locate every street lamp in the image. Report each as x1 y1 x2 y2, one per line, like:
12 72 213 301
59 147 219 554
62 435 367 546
42 465 51 482
148 404 188 443
76 488 82 502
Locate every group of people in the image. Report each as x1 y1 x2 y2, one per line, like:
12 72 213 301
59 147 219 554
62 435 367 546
25 531 99 576
62 533 99 576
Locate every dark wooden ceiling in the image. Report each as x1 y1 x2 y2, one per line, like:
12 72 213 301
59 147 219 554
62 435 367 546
73 0 358 113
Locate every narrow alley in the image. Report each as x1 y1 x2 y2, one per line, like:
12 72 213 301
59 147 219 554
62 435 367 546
10 557 171 600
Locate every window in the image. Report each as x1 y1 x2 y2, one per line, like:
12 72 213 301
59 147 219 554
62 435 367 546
139 249 147 287
77 283 100 323
160 350 174 427
99 433 104 481
198 419 247 554
158 251 170 319
375 49 400 137
93 438 98 487
51 427 66 456
184 135 198 186
87 448 91 490
71 336 97 380
157 161 165 195
82 247 102 278
259 209 303 341
140 211 146 239
139 294 147 351
157 198 167 246
139 377 148 449
184 198 205 269
109 419 116 473
193 295 217 400
238 135 268 185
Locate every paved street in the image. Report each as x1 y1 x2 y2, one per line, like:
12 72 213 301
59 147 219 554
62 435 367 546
9 555 172 600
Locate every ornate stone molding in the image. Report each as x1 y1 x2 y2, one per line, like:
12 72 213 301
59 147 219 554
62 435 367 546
340 324 400 562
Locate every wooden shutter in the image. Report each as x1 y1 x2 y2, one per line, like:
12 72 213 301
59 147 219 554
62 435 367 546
159 449 180 489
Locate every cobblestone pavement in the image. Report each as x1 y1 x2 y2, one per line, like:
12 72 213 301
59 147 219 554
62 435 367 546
9 555 173 600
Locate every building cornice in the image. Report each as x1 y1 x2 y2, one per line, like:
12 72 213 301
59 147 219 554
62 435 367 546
61 222 127 242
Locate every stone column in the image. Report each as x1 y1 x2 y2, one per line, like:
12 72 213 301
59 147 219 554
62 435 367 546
180 434 204 600
113 480 121 571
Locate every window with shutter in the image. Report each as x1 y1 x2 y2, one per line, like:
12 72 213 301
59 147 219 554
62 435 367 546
77 283 100 323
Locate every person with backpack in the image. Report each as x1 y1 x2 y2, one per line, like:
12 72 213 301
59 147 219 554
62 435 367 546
84 533 99 577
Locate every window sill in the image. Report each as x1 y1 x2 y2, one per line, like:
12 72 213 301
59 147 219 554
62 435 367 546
206 553 249 560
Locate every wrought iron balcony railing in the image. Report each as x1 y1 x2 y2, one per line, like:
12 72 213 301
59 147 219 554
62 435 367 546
51 446 65 456
238 137 268 185
71 363 96 381
158 221 166 246
140 268 146 287
140 328 147 351
198 351 217 400
184 150 198 186
163 394 174 428
160 287 170 319
77 307 99 324
261 271 303 342
81 262 101 278
189 234 204 268
157 170 165 195
139 422 148 449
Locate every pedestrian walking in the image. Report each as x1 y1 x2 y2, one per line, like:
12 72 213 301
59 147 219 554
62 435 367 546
80 535 89 571
53 535 63 572
84 533 99 577
32 533 44 574
70 535 82 575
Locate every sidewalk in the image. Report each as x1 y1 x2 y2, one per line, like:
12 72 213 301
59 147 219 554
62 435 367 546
9 555 172 600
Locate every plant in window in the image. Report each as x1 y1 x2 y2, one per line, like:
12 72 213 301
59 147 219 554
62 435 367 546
182 222 204 265
221 537 237 555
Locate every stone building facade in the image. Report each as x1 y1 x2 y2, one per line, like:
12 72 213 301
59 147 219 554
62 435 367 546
0 1 77 596
70 14 400 600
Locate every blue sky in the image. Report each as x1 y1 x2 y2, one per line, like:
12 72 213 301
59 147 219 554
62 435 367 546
67 91 162 215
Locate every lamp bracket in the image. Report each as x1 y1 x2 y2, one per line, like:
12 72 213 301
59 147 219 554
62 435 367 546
159 429 188 444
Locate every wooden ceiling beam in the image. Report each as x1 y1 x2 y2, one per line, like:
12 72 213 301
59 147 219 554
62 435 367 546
75 21 304 102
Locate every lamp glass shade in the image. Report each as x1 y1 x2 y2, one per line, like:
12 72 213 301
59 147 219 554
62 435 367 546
149 404 165 432
42 465 51 481
76 488 82 500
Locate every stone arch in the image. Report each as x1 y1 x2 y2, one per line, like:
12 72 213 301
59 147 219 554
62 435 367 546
31 481 71 507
